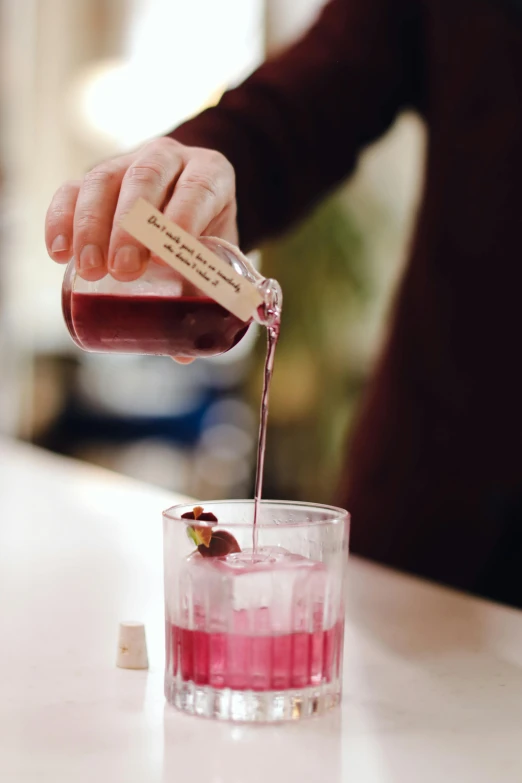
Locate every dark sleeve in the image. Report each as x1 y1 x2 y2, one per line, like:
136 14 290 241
169 0 420 251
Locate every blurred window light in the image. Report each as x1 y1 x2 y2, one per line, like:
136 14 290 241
70 0 264 149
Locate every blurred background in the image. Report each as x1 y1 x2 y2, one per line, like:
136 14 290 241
0 0 425 502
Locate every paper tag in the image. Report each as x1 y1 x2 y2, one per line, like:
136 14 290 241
121 198 263 322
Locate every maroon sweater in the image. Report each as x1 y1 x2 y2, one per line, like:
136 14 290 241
171 0 522 605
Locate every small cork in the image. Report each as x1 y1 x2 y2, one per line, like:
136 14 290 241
116 621 149 670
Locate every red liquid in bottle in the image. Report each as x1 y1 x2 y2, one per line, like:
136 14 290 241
64 292 249 357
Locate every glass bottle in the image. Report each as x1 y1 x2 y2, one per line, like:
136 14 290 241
62 237 281 358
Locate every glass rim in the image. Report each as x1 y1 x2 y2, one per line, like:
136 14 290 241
162 499 350 529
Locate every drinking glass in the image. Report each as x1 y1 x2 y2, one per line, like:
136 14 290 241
163 500 349 722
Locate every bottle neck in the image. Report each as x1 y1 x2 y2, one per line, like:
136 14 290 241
254 278 283 328
200 236 282 327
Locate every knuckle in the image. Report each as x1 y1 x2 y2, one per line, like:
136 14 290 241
200 148 234 177
125 160 166 185
83 165 119 189
178 172 219 201
206 149 228 169
150 136 179 153
46 181 80 231
54 181 74 198
47 204 71 225
50 180 77 206
75 210 100 234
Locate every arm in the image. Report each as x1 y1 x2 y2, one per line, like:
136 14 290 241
170 0 420 250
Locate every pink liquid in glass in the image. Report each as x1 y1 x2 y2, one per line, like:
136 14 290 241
64 292 249 357
167 618 344 692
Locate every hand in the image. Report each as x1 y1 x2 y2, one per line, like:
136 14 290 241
45 137 238 283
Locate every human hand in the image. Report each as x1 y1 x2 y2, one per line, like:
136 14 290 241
45 137 238 283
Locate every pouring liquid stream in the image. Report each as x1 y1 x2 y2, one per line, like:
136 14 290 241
252 314 280 553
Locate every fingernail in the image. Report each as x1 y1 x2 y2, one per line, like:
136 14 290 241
51 234 69 254
79 244 104 270
112 245 142 273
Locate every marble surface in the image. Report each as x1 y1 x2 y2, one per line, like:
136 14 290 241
1 437 521 782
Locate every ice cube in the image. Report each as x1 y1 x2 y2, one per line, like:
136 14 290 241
214 546 293 572
175 547 330 635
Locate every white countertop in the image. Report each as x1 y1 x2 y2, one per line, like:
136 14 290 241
1 437 521 782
